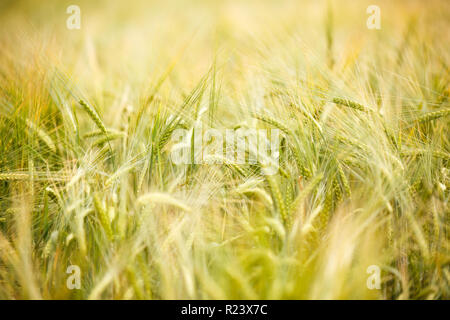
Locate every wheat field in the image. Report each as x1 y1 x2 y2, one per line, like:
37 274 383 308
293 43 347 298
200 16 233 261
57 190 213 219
0 0 448 300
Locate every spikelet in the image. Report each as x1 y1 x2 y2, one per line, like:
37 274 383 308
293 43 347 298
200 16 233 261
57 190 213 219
4 208 18 215
264 170 288 227
252 113 310 178
227 163 248 177
343 158 364 171
136 150 150 195
93 193 113 241
332 97 369 112
431 150 449 160
251 113 292 136
0 172 68 182
400 149 450 160
332 176 342 204
382 124 399 151
79 100 107 134
337 162 351 197
285 182 294 210
335 134 359 148
319 190 333 229
278 166 290 179
415 108 450 123
291 146 311 179
158 124 179 151
43 231 59 259
0 173 30 181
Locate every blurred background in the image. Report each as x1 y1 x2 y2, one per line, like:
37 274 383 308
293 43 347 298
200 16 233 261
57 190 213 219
0 0 448 104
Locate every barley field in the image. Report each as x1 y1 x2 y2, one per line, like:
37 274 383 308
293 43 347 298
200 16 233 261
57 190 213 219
0 0 448 300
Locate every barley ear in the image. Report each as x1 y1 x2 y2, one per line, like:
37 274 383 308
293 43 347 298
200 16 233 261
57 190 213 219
264 170 288 227
79 100 107 134
415 108 450 123
289 173 323 217
337 162 351 198
332 97 370 112
93 193 113 241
